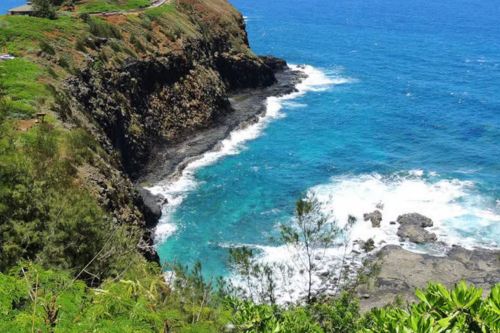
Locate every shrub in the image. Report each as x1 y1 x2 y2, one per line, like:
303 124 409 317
32 0 57 19
130 34 145 52
362 282 500 332
75 37 87 52
39 40 56 56
79 12 91 23
88 18 122 39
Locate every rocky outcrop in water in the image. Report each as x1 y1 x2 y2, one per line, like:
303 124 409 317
396 213 437 244
364 210 383 228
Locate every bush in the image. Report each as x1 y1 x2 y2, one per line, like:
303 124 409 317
362 282 500 332
0 124 140 283
39 40 56 55
32 0 57 19
75 37 87 52
88 17 122 39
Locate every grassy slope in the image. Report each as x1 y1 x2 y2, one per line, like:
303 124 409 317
0 0 250 275
76 0 152 13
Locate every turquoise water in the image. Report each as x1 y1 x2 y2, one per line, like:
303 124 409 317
152 0 500 278
4 0 498 279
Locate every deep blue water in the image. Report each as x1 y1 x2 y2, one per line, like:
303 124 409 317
152 0 500 278
5 0 499 277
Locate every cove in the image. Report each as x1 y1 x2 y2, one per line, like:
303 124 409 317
153 0 500 279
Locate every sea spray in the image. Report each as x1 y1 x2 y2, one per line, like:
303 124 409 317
237 170 500 303
149 65 350 243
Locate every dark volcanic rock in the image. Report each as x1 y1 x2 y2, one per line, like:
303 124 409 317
364 210 383 228
396 213 436 244
137 188 166 222
139 68 303 184
357 245 500 312
259 56 288 72
397 224 437 244
63 2 299 265
397 213 433 227
215 52 277 90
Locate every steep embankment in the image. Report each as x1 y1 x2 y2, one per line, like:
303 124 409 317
0 0 287 274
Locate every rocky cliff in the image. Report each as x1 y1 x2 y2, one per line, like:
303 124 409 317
55 0 287 260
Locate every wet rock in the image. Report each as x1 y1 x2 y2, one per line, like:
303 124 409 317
137 187 166 220
364 210 383 228
357 245 500 312
397 224 437 244
390 221 396 225
396 213 436 244
397 213 433 228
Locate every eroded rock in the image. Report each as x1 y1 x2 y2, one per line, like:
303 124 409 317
396 213 436 244
397 213 433 227
397 223 437 244
357 245 500 312
364 210 383 228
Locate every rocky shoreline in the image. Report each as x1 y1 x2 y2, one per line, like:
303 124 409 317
356 211 500 311
137 65 304 214
357 244 500 312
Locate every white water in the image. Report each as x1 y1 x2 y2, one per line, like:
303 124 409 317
238 170 500 303
149 65 499 304
148 65 351 243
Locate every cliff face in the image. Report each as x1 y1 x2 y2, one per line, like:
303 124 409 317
60 0 283 259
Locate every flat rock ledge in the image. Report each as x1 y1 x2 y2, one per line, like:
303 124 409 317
357 245 500 312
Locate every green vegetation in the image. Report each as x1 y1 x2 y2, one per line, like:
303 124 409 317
1 1 498 332
0 263 498 332
87 16 122 39
0 15 81 54
143 3 175 19
0 122 146 283
0 59 47 116
76 0 151 14
32 0 57 19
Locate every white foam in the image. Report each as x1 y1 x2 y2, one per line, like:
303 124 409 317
228 242 360 304
237 170 499 304
309 171 500 249
150 65 355 242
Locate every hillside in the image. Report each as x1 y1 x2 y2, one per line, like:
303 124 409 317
0 1 499 332
0 0 282 279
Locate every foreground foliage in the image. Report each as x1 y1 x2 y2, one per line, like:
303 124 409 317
0 263 498 332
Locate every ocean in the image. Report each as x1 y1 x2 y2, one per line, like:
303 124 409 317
150 0 500 285
3 0 499 297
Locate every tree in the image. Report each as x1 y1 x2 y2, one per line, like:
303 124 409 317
280 196 343 304
227 196 357 305
32 0 57 19
228 247 278 304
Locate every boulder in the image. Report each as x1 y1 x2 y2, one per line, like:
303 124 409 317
396 213 436 244
364 210 383 228
137 187 166 220
397 213 433 228
397 224 437 244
